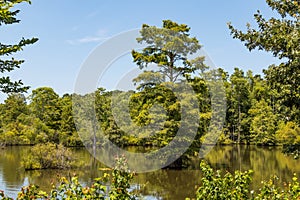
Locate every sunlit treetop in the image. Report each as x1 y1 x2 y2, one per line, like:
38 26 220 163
132 20 204 84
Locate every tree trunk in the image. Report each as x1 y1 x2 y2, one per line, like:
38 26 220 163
238 98 241 144
92 118 97 157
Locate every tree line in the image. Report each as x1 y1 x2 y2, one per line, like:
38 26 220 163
0 1 299 150
0 64 298 148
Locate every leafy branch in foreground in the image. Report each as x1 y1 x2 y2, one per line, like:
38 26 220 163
0 155 136 200
0 159 299 199
187 160 300 200
0 0 38 93
193 161 253 199
228 0 300 123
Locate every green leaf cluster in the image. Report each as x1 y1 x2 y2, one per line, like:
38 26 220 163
228 0 300 123
0 0 38 93
188 161 300 200
0 156 136 200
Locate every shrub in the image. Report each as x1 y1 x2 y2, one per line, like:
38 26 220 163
193 161 253 199
49 176 108 199
1 155 136 200
188 161 300 200
109 155 136 200
21 143 74 170
254 174 300 199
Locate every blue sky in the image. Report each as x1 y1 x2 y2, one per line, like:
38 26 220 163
0 0 281 100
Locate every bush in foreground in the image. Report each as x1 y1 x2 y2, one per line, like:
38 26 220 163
1 155 136 200
186 161 300 200
0 158 299 199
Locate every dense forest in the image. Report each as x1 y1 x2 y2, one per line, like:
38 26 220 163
0 0 299 199
0 0 299 153
0 62 298 148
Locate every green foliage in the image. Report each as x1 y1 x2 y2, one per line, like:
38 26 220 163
194 161 253 199
254 175 300 199
0 0 38 93
0 16 298 164
21 143 74 170
29 87 61 131
0 93 28 124
59 94 82 147
17 185 48 199
1 158 299 199
128 85 180 146
95 89 126 146
188 161 300 200
226 68 251 143
133 70 165 90
49 176 107 200
226 0 300 144
0 88 81 146
276 122 300 159
0 112 52 145
129 20 213 163
132 19 202 84
109 155 136 200
228 0 300 123
249 99 277 145
276 121 300 145
0 156 136 200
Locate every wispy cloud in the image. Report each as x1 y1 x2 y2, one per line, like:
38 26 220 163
67 36 109 45
66 29 110 45
86 11 99 19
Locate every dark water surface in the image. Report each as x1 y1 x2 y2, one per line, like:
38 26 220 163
0 145 299 199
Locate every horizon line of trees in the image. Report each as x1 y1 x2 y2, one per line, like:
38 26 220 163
0 1 299 152
0 64 298 148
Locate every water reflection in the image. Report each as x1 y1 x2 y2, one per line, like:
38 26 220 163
0 147 28 198
205 145 300 188
0 145 299 199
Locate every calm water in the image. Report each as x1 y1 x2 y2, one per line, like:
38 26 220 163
0 145 299 199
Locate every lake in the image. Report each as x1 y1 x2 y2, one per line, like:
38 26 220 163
0 145 299 199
